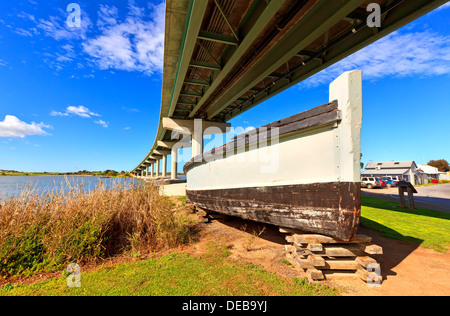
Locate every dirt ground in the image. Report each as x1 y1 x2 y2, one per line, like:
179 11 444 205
191 211 450 296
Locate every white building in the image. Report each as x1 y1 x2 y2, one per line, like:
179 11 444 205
417 164 440 181
361 161 424 185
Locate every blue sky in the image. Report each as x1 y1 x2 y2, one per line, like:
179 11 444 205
0 0 449 173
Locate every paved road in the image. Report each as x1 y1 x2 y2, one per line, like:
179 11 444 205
362 183 450 213
415 183 450 200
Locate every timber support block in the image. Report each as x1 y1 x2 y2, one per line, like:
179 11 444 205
281 229 383 285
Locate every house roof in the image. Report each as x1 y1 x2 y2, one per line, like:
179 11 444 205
361 168 410 176
365 161 416 170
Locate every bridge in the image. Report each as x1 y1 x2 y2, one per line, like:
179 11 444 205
131 0 447 179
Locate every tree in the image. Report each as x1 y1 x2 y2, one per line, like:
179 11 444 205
427 159 449 172
106 170 118 177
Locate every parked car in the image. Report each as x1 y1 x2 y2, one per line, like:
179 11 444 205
390 176 402 183
382 175 402 183
377 177 387 188
381 177 397 188
361 177 382 189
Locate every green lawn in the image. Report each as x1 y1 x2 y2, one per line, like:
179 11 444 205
361 196 450 253
1 241 338 296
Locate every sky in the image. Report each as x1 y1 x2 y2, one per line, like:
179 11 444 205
0 0 449 173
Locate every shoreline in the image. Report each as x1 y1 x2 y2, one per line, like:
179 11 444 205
0 174 133 178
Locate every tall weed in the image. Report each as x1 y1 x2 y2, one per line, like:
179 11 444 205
0 182 193 277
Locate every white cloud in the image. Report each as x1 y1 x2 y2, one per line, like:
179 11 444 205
122 106 140 113
55 44 76 63
12 28 34 37
82 2 165 76
17 11 36 22
66 105 100 118
299 30 450 88
18 1 165 76
94 120 109 128
51 105 101 118
437 2 450 10
49 110 68 117
0 115 51 138
36 9 91 41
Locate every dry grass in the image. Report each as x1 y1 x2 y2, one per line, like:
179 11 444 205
0 181 194 278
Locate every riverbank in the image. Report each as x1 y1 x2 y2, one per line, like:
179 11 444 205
0 172 132 178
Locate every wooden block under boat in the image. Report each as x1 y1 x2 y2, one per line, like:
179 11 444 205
293 234 372 245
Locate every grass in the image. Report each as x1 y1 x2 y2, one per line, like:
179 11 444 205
1 241 338 296
361 196 450 252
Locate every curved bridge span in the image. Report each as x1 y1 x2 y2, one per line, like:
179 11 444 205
131 0 446 177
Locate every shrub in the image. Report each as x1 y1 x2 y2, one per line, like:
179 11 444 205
0 182 194 278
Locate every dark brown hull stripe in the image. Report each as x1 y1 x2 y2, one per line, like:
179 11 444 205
187 182 360 241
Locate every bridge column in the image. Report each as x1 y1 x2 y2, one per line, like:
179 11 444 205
192 121 203 160
162 154 167 178
156 159 160 178
146 166 149 177
150 163 154 178
171 147 178 180
158 141 184 181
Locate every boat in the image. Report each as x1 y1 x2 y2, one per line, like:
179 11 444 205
184 71 363 241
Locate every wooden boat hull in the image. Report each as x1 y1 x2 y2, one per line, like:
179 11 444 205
185 71 363 241
187 182 360 241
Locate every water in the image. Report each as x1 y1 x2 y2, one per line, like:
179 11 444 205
0 176 142 198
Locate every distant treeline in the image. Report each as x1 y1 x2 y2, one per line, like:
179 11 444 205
0 170 132 177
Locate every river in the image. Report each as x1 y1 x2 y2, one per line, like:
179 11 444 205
0 176 142 198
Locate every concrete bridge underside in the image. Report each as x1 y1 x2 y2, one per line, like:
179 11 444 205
132 0 447 177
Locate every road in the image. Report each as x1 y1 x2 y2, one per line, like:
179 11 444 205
362 183 450 213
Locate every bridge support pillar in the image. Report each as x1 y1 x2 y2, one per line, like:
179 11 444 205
156 159 160 178
192 121 203 160
171 146 178 180
162 154 167 178
150 163 154 178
